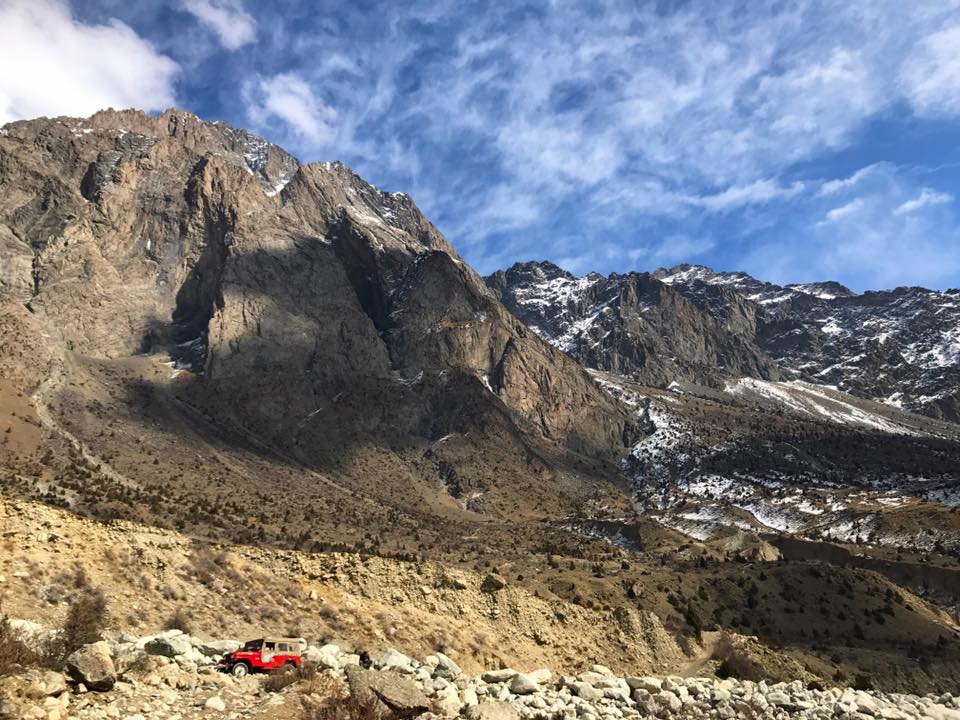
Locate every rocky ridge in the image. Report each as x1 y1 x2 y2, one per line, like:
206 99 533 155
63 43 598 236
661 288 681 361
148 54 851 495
4 625 960 720
0 109 639 527
486 261 960 423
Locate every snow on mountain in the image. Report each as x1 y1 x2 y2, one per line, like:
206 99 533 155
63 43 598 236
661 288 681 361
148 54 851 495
488 261 960 423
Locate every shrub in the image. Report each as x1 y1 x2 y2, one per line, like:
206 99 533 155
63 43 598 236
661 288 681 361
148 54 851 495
301 692 383 720
55 588 109 660
711 634 768 682
163 607 193 634
0 610 39 677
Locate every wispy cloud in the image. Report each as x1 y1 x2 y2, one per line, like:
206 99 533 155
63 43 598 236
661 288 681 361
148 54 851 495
901 25 960 117
244 73 336 146
692 179 805 213
6 0 960 289
893 187 953 215
0 0 178 125
181 0 255 50
821 198 865 224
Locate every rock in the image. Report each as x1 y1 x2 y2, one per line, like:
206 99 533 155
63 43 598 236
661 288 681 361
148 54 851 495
463 701 521 720
377 648 416 674
528 669 552 684
65 642 116 692
366 671 430 717
509 673 540 695
569 682 603 702
204 695 226 712
656 690 682 714
198 640 240 658
144 636 192 658
434 652 462 679
481 574 507 593
305 644 342 669
481 669 518 684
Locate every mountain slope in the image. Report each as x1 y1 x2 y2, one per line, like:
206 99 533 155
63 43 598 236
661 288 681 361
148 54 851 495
487 261 960 423
0 109 638 539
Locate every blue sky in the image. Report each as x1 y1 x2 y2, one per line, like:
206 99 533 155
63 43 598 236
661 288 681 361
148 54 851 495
2 1 960 291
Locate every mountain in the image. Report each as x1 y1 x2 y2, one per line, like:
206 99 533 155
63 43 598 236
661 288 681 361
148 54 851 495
3 111 960 698
0 109 639 542
487 261 960 423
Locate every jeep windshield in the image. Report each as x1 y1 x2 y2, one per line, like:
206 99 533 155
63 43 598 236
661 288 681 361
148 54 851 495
241 640 262 651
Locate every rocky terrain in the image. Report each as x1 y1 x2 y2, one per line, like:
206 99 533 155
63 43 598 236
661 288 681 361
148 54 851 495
487 262 960 423
5 623 960 720
2 109 960 717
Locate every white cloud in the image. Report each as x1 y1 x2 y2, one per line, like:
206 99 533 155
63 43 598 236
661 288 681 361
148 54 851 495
0 0 178 125
817 163 885 196
820 198 865 224
692 179 805 213
893 188 953 215
181 0 255 50
901 25 960 117
244 73 336 146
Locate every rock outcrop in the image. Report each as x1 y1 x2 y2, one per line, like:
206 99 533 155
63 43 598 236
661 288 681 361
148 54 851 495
0 109 639 524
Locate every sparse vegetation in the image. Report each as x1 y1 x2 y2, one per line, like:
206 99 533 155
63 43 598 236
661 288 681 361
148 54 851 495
712 634 768 682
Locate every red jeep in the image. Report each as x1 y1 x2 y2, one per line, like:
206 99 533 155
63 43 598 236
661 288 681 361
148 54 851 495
218 637 305 677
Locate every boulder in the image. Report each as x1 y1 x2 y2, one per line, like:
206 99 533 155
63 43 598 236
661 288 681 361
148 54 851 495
65 641 116 692
568 681 602 702
305 644 341 669
144 636 192 658
204 695 226 712
463 701 521 720
481 574 507 593
434 652 462 679
345 666 429 716
198 640 240 658
626 676 662 693
509 673 539 695
377 649 416 674
481 669 517 683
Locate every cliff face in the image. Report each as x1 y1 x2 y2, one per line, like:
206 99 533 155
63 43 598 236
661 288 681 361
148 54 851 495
488 260 960 423
0 109 637 522
486 261 779 388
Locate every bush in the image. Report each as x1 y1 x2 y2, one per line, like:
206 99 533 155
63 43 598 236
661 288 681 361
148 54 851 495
301 692 383 720
54 589 109 661
264 662 318 693
0 610 39 677
163 607 193 634
712 634 768 682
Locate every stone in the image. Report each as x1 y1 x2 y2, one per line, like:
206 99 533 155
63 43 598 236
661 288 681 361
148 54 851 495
463 701 521 720
434 651 462 679
509 673 540 695
345 666 430 716
65 642 116 692
198 640 240 657
528 669 552 684
144 636 192 658
204 695 226 712
481 574 507 593
569 682 603 702
656 690 682 714
481 669 518 683
377 648 416 674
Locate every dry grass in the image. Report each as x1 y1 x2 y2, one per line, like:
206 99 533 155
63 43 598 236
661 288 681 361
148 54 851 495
711 634 768 683
0 609 39 677
299 673 385 720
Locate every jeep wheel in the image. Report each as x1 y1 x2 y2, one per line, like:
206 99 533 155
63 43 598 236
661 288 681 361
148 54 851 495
231 662 249 678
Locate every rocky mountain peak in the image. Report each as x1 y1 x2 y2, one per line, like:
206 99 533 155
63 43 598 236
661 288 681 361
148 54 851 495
490 257 960 422
1 109 641 524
